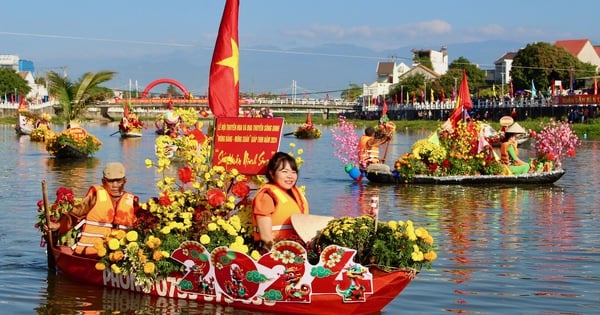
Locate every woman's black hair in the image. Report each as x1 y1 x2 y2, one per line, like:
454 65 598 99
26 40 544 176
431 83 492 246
266 152 298 182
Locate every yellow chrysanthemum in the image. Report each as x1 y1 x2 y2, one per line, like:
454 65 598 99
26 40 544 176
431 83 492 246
200 234 211 245
108 238 121 251
111 264 122 274
95 262 106 271
126 230 139 242
143 262 156 274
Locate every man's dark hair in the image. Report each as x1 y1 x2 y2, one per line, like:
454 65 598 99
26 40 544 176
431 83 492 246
365 126 375 136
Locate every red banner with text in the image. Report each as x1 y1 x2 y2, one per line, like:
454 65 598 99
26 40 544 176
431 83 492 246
212 117 284 175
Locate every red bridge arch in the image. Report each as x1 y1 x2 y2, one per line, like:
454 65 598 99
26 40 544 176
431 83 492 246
140 78 190 99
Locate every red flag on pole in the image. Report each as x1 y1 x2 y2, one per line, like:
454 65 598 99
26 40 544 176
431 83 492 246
594 76 598 95
382 98 388 117
208 0 240 118
457 69 472 110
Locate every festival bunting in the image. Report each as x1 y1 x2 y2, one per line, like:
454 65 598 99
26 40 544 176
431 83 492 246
208 0 240 117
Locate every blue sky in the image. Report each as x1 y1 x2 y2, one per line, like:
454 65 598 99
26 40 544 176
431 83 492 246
2 0 599 94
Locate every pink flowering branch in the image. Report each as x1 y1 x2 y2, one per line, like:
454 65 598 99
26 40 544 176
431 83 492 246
331 115 359 166
533 120 581 169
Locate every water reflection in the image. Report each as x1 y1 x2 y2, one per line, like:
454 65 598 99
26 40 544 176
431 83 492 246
36 272 276 315
2 124 599 314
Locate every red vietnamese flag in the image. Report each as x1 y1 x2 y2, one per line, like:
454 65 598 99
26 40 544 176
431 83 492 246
208 0 240 117
382 97 388 117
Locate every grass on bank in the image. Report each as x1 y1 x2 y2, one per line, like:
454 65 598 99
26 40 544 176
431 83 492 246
3 114 598 141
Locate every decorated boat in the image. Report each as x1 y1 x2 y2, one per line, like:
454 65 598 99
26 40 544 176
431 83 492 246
118 103 144 137
366 163 566 185
45 123 102 158
290 112 322 139
43 237 415 315
15 112 37 135
367 71 580 186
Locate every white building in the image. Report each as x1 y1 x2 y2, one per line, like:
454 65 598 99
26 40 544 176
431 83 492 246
362 47 448 100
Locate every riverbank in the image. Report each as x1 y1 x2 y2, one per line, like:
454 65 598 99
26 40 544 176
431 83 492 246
2 115 597 141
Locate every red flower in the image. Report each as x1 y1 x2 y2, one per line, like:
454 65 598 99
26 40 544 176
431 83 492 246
177 166 193 184
37 199 44 210
428 163 439 172
158 190 172 206
547 153 555 161
568 149 576 157
207 189 226 207
441 159 451 169
231 181 250 198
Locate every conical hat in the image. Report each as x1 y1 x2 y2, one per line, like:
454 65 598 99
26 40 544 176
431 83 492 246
291 214 334 243
506 122 526 134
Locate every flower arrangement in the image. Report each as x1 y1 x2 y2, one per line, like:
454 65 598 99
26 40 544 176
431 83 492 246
119 113 144 133
30 124 54 142
393 121 503 181
46 128 102 157
293 124 322 139
533 119 581 169
331 115 359 166
311 215 437 271
35 187 80 246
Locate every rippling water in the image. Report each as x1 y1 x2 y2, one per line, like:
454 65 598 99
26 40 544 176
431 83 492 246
1 122 598 314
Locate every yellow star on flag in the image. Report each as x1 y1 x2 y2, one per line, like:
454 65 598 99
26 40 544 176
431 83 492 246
216 38 239 85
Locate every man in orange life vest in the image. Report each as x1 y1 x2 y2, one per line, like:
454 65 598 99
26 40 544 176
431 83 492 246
50 162 140 256
358 126 391 170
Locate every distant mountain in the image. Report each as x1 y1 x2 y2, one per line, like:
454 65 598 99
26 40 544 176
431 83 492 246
45 39 527 97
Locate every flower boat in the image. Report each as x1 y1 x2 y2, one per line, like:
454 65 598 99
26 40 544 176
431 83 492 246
292 112 321 139
366 118 579 186
365 163 566 185
118 104 144 138
367 72 580 186
44 239 416 315
45 124 102 158
37 123 435 314
15 112 37 135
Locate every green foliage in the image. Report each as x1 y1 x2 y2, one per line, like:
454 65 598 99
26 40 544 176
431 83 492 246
0 68 31 96
47 70 116 123
511 42 597 92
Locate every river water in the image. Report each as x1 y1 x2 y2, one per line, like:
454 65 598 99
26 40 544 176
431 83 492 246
0 122 598 315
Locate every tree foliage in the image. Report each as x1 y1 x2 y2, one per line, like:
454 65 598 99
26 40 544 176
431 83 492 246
511 42 597 93
47 70 116 123
341 83 362 101
0 68 31 97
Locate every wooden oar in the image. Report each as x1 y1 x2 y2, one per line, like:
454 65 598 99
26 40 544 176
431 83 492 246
283 132 295 137
110 130 120 136
41 180 56 270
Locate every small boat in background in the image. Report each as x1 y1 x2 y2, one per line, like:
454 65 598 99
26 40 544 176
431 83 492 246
15 112 36 135
291 111 322 139
118 103 143 138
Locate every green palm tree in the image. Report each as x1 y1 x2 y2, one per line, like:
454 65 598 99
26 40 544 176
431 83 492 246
46 70 116 124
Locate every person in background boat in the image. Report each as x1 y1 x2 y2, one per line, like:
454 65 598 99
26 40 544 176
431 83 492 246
358 126 391 170
49 162 140 256
252 152 309 253
500 123 531 175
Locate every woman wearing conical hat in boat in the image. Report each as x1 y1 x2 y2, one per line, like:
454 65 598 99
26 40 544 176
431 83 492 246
500 122 531 175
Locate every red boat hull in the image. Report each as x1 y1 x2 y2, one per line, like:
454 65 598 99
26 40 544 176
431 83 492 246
50 243 415 314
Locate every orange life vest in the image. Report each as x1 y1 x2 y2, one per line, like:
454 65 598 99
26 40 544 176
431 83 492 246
500 142 518 165
252 184 309 242
358 135 379 166
74 185 136 256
